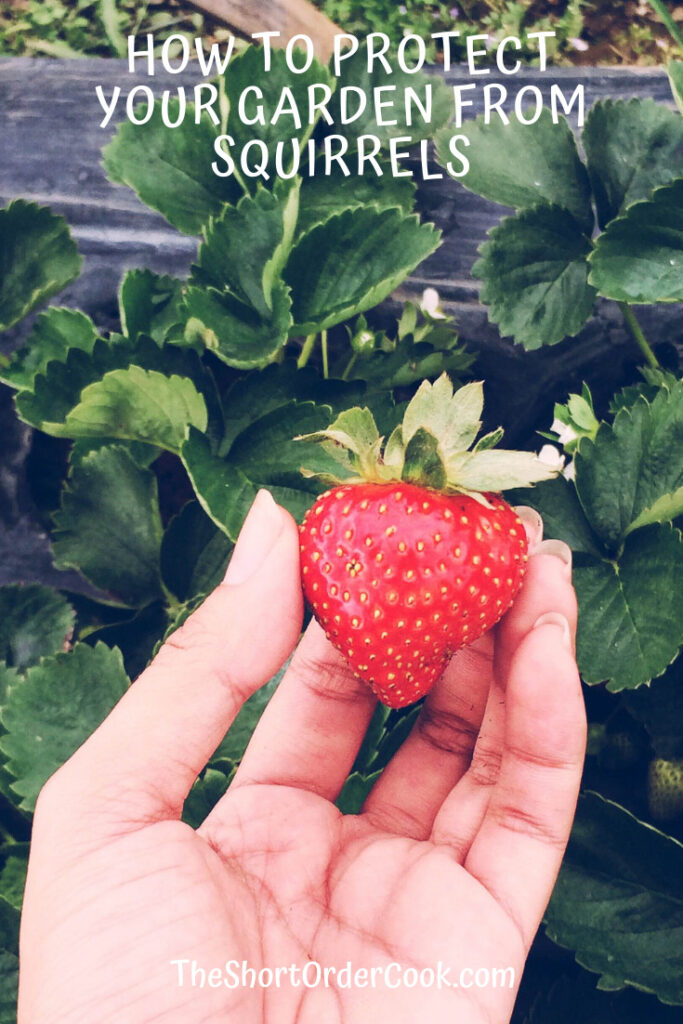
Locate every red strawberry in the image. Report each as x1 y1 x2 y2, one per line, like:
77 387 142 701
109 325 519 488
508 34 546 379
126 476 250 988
297 375 556 708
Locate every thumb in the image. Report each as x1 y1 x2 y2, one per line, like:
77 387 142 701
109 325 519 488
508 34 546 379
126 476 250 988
41 490 303 828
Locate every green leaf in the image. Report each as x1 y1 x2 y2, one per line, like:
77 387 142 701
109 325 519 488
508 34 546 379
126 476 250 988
184 391 362 537
545 792 683 1004
507 476 604 558
0 896 19 1024
343 330 473 391
402 428 447 489
610 382 668 416
329 43 451 147
227 402 344 517
220 362 364 451
16 336 139 430
221 362 313 448
181 428 258 541
183 282 292 369
438 110 593 230
0 896 18 954
0 665 17 710
0 197 80 329
0 950 18 1024
160 500 232 603
221 46 334 183
297 406 382 479
70 436 160 469
628 489 683 534
0 585 74 671
336 770 382 814
0 201 81 332
52 446 164 607
119 269 184 343
49 366 208 454
670 62 683 114
402 377 483 456
285 206 441 334
473 204 597 348
583 98 683 229
446 449 556 492
0 642 129 812
575 384 683 549
84 603 169 682
102 101 241 234
625 657 683 760
574 524 683 690
297 165 416 237
182 767 232 829
193 182 299 317
0 308 97 391
588 180 683 304
0 857 27 911
15 335 219 434
211 660 289 764
474 428 504 453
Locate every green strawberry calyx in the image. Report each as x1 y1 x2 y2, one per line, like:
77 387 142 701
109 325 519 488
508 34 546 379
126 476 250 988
296 374 558 505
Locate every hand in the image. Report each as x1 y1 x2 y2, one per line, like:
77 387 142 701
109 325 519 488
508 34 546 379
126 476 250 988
19 490 586 1024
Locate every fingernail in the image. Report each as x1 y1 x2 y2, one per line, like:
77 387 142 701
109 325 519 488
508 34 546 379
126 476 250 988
513 506 543 549
224 490 285 586
535 538 573 577
533 611 572 650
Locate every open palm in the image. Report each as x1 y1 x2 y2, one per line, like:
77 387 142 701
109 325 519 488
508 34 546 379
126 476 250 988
19 492 585 1024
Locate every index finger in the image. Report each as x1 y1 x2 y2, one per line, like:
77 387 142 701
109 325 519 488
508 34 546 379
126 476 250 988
37 491 303 830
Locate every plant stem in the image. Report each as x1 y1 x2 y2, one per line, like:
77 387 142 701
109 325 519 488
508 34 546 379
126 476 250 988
297 333 316 369
648 0 683 48
341 352 358 381
321 329 329 379
618 302 661 370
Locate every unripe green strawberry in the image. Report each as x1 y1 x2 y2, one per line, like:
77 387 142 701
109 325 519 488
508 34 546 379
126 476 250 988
297 375 557 708
648 758 683 821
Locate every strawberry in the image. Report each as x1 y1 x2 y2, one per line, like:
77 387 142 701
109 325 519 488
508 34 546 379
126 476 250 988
648 758 683 822
297 375 556 708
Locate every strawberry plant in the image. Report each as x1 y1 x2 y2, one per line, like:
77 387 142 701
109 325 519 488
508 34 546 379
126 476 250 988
435 67 683 362
0 47 682 1024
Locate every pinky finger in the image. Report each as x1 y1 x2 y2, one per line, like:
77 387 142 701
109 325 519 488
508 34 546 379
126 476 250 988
463 613 587 950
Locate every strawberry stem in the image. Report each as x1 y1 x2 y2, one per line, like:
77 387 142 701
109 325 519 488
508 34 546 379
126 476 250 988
342 351 358 381
618 302 661 370
297 332 316 369
321 329 329 379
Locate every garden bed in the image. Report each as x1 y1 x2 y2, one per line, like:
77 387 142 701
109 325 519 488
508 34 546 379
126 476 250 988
0 47 682 1023
0 57 679 586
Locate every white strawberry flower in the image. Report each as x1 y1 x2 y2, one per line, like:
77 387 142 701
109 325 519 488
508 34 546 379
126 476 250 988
420 287 447 319
563 459 576 481
538 443 566 473
551 417 579 447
